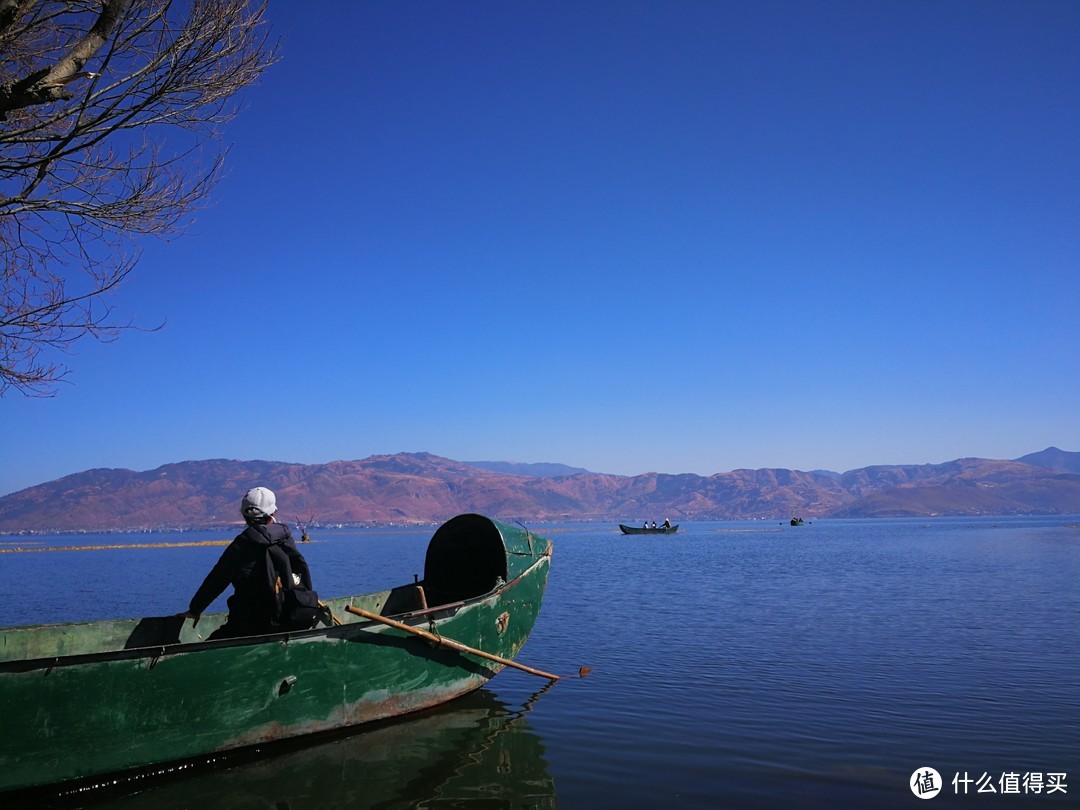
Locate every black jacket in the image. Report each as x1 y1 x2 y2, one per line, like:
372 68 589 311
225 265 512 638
189 522 312 630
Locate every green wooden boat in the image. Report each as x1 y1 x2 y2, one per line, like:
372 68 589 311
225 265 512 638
0 514 552 799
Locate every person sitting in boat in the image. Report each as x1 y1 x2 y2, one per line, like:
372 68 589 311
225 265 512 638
663 518 671 529
183 487 319 639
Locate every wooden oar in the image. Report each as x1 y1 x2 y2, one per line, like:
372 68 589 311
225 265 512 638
344 604 559 681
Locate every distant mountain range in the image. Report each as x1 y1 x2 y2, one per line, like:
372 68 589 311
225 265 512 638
2 448 1079 533
465 461 594 478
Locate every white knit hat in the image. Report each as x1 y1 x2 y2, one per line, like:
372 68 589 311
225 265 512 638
241 486 277 521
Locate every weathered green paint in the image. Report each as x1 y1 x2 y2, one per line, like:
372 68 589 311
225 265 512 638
0 515 552 796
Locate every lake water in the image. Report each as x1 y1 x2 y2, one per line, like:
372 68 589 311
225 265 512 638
3 516 1078 808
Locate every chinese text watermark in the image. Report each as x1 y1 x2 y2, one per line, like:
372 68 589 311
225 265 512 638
911 768 1067 799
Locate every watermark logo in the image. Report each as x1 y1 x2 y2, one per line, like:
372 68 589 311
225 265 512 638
912 767 942 799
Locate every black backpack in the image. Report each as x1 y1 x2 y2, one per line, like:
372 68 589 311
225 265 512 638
262 535 323 630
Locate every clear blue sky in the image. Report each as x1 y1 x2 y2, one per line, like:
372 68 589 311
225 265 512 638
2 0 1078 497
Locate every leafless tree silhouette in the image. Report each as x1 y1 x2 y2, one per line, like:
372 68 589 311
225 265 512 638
0 0 277 395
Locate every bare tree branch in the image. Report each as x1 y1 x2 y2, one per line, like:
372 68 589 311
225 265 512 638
0 0 277 396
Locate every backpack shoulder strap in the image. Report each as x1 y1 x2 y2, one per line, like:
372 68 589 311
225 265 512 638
266 541 297 591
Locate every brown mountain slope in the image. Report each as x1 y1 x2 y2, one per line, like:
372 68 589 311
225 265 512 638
1 450 1078 532
831 458 1080 517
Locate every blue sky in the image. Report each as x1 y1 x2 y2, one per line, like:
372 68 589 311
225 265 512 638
2 0 1078 496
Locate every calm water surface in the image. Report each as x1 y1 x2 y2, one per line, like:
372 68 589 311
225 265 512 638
3 516 1078 808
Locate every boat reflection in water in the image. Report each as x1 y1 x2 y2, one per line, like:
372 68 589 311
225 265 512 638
75 686 556 809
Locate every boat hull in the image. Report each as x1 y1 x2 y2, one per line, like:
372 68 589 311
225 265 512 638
618 524 679 534
0 515 551 796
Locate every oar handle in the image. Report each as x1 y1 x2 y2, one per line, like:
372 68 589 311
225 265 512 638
344 604 559 681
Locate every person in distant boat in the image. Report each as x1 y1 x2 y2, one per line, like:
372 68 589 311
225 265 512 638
651 521 657 529
182 487 317 639
663 518 671 529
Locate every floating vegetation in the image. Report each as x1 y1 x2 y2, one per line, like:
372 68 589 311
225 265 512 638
0 540 230 554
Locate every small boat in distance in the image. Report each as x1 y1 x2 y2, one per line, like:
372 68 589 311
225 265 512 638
619 523 679 535
790 517 805 526
0 514 553 800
